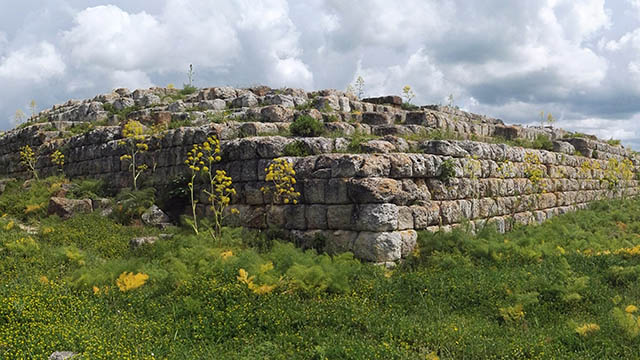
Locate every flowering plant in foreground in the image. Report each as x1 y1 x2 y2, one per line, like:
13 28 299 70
19 145 38 180
118 120 148 190
185 135 237 237
50 150 65 173
260 158 300 205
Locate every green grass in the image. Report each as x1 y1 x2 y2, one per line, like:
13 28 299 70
3 178 640 358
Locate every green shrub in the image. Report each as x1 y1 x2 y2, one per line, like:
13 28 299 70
401 102 419 111
289 115 324 137
347 130 378 152
0 176 61 220
111 188 156 225
180 85 198 96
67 178 106 199
282 141 310 157
438 158 456 181
531 134 553 151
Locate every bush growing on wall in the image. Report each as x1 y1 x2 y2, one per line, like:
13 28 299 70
290 115 324 137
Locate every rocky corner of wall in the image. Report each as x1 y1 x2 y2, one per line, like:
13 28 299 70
0 85 638 264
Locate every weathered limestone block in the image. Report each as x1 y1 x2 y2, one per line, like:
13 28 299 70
360 140 396 154
513 211 534 226
553 140 575 155
141 205 171 228
421 140 469 157
411 202 441 229
486 216 507 233
324 230 358 254
300 137 334 154
324 122 356 136
381 135 410 152
114 97 135 111
353 231 402 262
261 105 294 122
130 236 159 249
239 122 278 137
222 139 257 160
338 96 351 112
305 205 328 229
355 204 399 231
405 111 438 127
49 351 78 360
373 125 414 137
427 178 477 200
226 205 265 228
231 93 259 108
471 198 498 219
330 154 363 178
347 178 402 203
315 95 340 111
240 159 258 182
539 192 557 209
326 178 349 204
327 205 355 229
440 199 472 224
362 95 402 106
400 230 418 257
48 197 93 219
388 153 413 178
356 155 391 178
303 178 328 203
255 137 292 158
397 206 414 230
409 154 441 178
244 183 265 205
263 94 295 108
564 137 594 157
267 205 306 230
361 112 392 125
199 99 227 111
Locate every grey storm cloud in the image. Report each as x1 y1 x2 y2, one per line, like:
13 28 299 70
1 0 640 148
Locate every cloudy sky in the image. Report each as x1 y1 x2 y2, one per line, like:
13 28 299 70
2 0 640 147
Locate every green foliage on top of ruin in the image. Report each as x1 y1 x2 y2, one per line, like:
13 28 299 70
289 114 325 137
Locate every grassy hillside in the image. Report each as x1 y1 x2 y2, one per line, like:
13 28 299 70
2 177 640 359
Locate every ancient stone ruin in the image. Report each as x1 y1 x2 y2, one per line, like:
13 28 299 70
0 86 638 263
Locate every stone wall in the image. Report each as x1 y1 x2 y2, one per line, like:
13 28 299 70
0 86 637 263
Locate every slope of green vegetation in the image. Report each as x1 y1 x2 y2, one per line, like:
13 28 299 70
2 177 640 359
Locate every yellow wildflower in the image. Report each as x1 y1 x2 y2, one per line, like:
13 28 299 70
575 323 600 337
116 272 149 292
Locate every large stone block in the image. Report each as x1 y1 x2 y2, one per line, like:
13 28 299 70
411 202 441 229
326 178 350 204
325 230 358 254
353 231 402 262
398 206 414 230
327 205 355 229
355 203 399 231
347 178 402 203
305 204 328 229
361 112 392 125
303 178 328 204
356 155 391 177
388 153 413 178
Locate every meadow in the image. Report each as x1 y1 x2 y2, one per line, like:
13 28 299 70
2 177 640 359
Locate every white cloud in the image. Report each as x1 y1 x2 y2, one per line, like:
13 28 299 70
0 42 65 82
604 28 640 51
63 5 167 70
61 1 311 88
